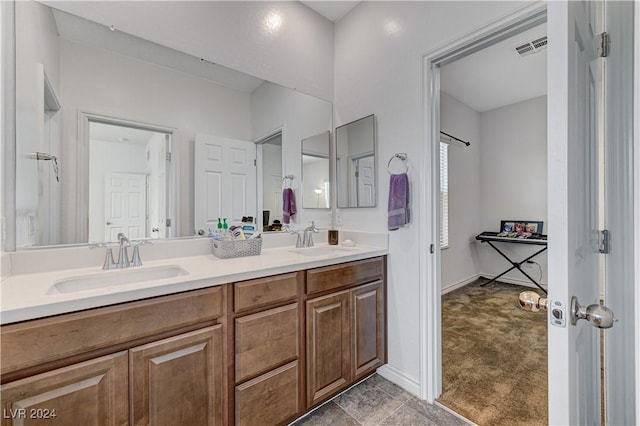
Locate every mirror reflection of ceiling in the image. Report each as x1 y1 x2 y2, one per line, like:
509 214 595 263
52 8 264 93
89 122 157 146
440 23 547 112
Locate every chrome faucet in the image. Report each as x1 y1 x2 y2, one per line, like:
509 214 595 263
303 221 319 248
131 240 151 267
286 225 304 248
117 233 131 268
91 243 117 270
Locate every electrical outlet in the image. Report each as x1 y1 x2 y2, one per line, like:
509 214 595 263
335 209 343 226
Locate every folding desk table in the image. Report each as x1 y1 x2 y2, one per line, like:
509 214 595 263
475 231 548 294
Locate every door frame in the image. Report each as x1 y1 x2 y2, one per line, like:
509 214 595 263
419 2 547 402
421 3 639 423
634 2 640 421
77 112 178 242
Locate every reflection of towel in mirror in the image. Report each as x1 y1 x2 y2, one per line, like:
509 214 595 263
283 188 297 224
388 173 410 230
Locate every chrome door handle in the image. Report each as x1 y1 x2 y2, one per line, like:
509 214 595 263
106 221 112 225
571 296 616 329
519 291 548 312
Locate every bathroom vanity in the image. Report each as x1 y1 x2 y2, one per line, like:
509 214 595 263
0 245 387 426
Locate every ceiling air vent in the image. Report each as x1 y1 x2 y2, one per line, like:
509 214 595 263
515 36 548 57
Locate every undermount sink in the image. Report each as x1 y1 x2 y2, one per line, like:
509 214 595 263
288 246 354 257
48 265 189 295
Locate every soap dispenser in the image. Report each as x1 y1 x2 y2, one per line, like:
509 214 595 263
222 218 230 240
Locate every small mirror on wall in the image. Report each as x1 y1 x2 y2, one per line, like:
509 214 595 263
302 131 330 209
336 114 376 208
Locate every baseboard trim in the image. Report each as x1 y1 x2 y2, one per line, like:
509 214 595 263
478 274 548 290
441 274 482 295
376 364 421 398
441 273 548 295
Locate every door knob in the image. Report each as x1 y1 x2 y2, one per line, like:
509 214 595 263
570 296 616 329
106 221 112 225
519 291 548 312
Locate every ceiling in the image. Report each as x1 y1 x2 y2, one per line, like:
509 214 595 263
90 122 160 145
440 23 547 113
300 1 360 22
52 9 264 94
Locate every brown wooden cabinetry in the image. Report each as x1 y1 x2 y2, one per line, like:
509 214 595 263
130 326 224 426
232 272 304 426
306 290 351 406
0 256 386 426
1 352 128 426
305 258 386 408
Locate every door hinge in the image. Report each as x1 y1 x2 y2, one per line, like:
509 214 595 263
598 229 610 254
430 244 435 254
597 32 610 58
254 159 256 166
166 218 172 227
165 152 172 161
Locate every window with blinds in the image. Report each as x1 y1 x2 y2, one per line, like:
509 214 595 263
440 142 449 248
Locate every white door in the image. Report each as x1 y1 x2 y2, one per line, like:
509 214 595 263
194 133 256 235
104 173 146 242
548 1 634 424
357 155 375 207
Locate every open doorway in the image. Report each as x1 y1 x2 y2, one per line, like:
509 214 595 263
437 21 548 426
87 121 171 243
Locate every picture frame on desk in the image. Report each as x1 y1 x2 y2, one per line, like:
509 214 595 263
500 220 543 234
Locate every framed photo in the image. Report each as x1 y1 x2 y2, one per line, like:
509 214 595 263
500 220 543 234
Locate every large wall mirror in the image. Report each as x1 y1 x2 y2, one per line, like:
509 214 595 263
336 115 376 208
302 131 330 209
12 1 331 249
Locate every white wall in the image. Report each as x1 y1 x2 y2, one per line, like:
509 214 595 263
479 95 548 284
15 0 60 247
42 1 334 101
88 139 147 243
59 38 251 243
334 1 530 393
251 82 333 229
440 93 482 290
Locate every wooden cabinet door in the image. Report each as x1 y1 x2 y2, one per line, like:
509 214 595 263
130 326 223 426
0 352 128 426
306 290 350 407
351 281 385 380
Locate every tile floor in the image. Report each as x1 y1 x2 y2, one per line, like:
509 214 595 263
292 374 471 426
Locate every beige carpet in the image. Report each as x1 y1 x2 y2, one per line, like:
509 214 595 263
438 279 548 426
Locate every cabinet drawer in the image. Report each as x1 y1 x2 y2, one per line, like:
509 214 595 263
234 272 300 313
235 361 300 426
306 257 384 295
1 286 224 376
235 303 298 382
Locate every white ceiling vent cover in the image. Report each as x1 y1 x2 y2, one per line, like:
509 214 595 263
515 36 548 57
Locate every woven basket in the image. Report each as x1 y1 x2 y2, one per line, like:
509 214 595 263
211 238 262 259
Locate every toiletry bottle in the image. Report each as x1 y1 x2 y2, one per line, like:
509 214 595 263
222 218 230 240
214 218 222 240
328 229 339 245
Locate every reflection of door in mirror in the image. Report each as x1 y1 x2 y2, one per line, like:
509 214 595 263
193 133 257 236
350 154 375 207
336 115 376 208
88 121 170 243
302 131 330 209
257 133 283 231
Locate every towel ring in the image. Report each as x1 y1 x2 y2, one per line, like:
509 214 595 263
387 153 408 174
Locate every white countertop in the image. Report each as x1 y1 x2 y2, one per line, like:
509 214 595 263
1 242 387 325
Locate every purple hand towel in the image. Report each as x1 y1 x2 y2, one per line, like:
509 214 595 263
283 188 297 224
388 173 410 231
